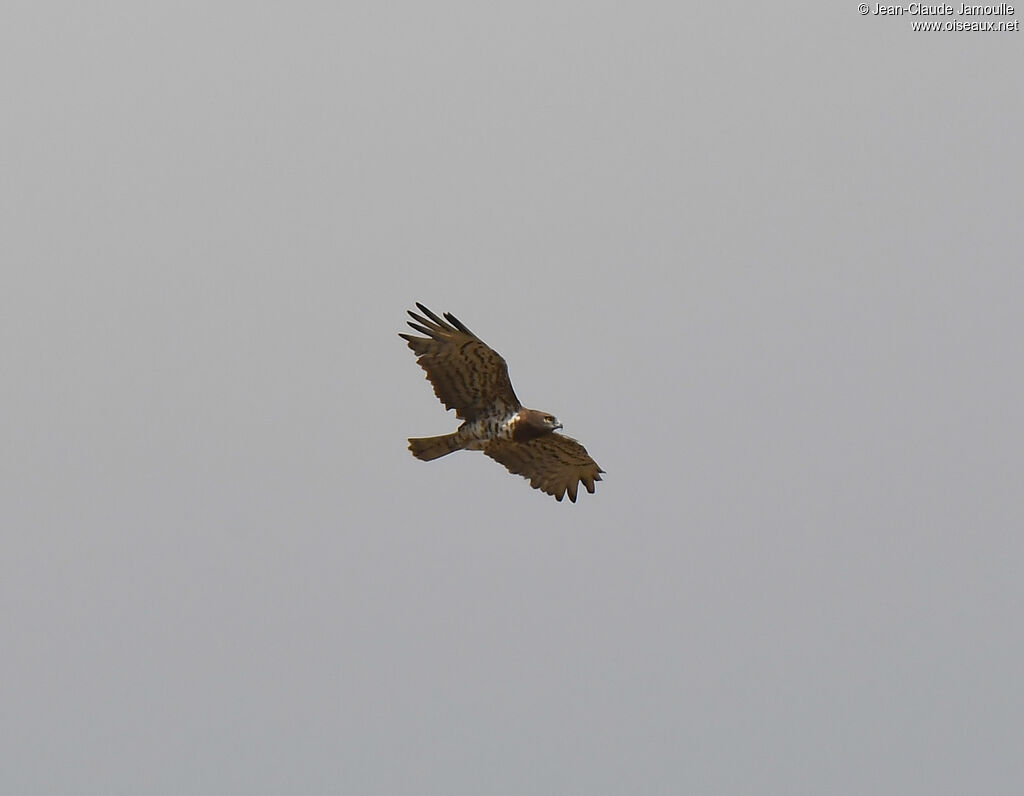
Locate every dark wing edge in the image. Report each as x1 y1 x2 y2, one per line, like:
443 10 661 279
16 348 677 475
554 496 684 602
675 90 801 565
398 303 520 420
483 433 605 503
398 302 477 344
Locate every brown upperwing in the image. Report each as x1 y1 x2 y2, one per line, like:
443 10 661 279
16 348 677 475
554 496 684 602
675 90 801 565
483 433 604 503
399 303 521 421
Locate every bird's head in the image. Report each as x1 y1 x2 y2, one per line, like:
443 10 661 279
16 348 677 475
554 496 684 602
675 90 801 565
544 414 563 431
514 408 563 440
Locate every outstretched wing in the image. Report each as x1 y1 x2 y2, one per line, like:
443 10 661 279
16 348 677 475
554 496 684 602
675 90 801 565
483 434 604 503
399 303 521 421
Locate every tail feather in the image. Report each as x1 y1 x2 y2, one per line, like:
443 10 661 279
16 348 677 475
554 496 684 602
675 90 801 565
408 433 463 461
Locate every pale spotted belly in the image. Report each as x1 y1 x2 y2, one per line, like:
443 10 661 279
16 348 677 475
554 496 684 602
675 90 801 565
458 412 519 450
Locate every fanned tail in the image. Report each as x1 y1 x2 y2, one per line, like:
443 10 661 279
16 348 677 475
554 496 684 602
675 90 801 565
408 433 463 461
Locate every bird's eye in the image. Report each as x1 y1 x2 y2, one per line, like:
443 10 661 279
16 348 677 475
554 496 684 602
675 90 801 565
545 416 553 423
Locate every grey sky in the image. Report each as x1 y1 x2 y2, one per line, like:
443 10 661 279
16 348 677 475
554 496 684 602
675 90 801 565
3 3 1022 794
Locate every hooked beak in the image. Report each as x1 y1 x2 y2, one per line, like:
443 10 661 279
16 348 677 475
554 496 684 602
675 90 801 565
553 422 563 430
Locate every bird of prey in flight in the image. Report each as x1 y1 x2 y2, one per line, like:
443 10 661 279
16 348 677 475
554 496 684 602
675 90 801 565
399 303 604 502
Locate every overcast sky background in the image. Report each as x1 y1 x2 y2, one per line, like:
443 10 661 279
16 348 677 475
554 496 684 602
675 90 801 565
3 3 1022 794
